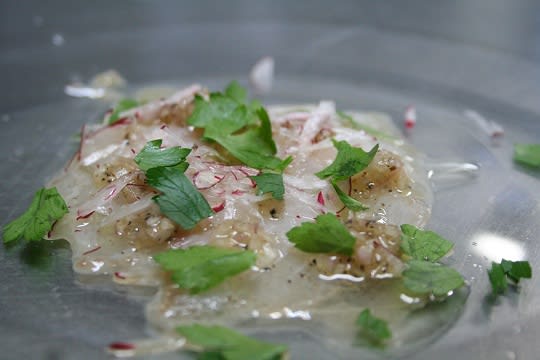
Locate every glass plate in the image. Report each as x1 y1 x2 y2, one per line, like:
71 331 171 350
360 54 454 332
1 3 539 359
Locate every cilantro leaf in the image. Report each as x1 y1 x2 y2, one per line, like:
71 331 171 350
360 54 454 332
488 259 532 295
402 260 465 297
356 309 392 343
286 213 356 255
145 166 212 230
134 139 191 171
154 246 256 293
316 140 378 181
108 98 139 124
3 187 68 243
187 83 288 171
501 259 532 283
224 81 263 113
513 143 540 168
204 107 283 170
400 224 454 262
176 324 287 360
488 262 508 295
337 110 396 140
224 81 247 103
331 180 368 211
251 172 285 200
190 94 256 135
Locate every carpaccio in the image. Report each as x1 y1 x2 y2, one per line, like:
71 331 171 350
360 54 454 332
46 83 434 355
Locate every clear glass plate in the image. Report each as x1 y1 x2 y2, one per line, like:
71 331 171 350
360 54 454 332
1 3 539 359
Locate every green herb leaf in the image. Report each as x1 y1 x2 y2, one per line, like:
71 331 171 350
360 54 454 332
3 187 68 243
337 110 395 140
154 246 256 294
108 98 139 124
251 172 285 200
134 139 191 171
356 309 392 342
402 260 465 297
331 180 368 211
224 81 247 103
489 259 532 295
190 94 255 135
400 224 454 262
315 140 378 181
488 262 508 295
203 107 284 170
286 213 356 255
500 259 532 283
176 324 287 360
513 143 540 168
187 83 288 171
145 165 213 230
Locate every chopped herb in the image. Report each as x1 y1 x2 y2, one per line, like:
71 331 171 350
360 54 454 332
134 139 191 171
315 139 377 211
154 246 256 293
251 172 285 200
402 260 465 297
513 143 540 168
176 324 287 360
316 140 378 181
3 187 68 243
331 180 368 211
337 110 395 140
488 262 508 295
400 224 454 262
145 165 213 230
500 259 532 283
488 259 532 295
108 98 139 124
188 82 288 172
134 139 213 230
286 213 355 255
356 309 392 343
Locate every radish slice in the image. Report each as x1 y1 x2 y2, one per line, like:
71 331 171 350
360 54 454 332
404 105 417 129
250 56 274 94
464 109 504 138
77 172 142 218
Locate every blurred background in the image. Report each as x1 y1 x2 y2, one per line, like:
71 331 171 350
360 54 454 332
2 0 540 113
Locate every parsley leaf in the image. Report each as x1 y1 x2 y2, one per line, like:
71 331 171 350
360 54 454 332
400 224 454 262
501 259 532 283
176 324 287 360
187 83 288 172
204 107 284 170
108 98 139 124
513 143 540 168
488 262 508 295
251 172 285 200
331 180 368 211
146 165 213 230
316 140 378 181
402 260 465 297
337 110 396 140
356 309 392 343
154 246 256 293
190 94 255 135
488 259 532 295
286 213 356 255
3 187 68 243
134 139 191 171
